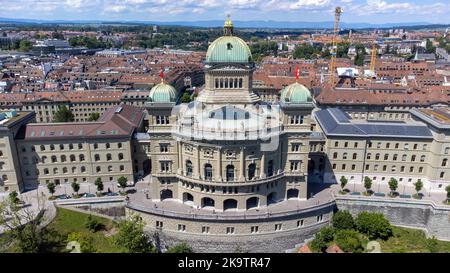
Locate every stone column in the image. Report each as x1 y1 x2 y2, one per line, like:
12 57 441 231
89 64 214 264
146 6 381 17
239 147 245 181
260 153 266 179
196 145 201 179
216 148 222 181
177 141 182 175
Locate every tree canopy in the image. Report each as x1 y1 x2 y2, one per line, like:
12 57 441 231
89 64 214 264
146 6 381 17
53 106 74 123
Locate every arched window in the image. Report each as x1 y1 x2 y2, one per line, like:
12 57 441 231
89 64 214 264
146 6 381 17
106 153 112 161
183 192 194 203
366 153 371 160
333 152 338 159
267 192 277 205
246 197 259 210
223 199 238 210
94 154 100 161
185 160 193 177
226 165 235 181
234 78 238 89
81 166 86 173
40 145 45 151
51 156 57 163
215 78 219 88
79 154 85 162
118 153 124 160
267 160 274 177
420 155 426 162
106 143 110 149
343 153 348 160
224 78 229 88
402 154 407 161
62 167 68 174
220 78 223 88
69 143 74 150
375 153 380 160
201 197 215 208
160 189 173 200
352 153 357 160
44 168 49 175
108 166 113 172
53 168 58 174
239 78 243 88
287 188 299 199
248 163 256 180
204 164 213 181
96 166 101 173
50 144 55 151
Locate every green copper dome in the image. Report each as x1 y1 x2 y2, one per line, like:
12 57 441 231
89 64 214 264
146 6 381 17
149 82 177 103
206 16 252 64
206 36 253 64
280 82 312 104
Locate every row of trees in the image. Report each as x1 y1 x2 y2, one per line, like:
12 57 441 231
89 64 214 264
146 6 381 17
340 176 425 198
47 176 129 198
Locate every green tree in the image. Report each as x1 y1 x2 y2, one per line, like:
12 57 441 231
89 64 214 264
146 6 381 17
180 92 192 103
53 106 74 123
67 232 96 253
114 215 157 253
332 210 355 230
336 42 350 58
414 179 423 197
364 176 372 194
340 176 348 192
310 226 335 253
388 178 398 195
71 182 80 196
446 185 450 201
166 243 194 253
94 178 104 193
87 112 100 121
118 176 128 192
334 229 364 253
47 182 56 196
354 43 366 66
293 44 321 59
425 39 436 54
9 191 19 204
18 40 32 52
84 215 104 232
355 211 393 240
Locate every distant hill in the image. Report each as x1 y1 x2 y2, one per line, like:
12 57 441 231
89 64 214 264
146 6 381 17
0 17 446 30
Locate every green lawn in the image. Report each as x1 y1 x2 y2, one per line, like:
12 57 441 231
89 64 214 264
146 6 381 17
378 226 450 253
46 207 121 253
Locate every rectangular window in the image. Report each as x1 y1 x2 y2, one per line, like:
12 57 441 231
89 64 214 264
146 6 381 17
291 144 300 152
178 224 186 232
156 221 163 229
251 226 259 234
317 214 323 222
160 144 169 153
202 226 210 234
274 224 282 231
290 161 300 172
226 227 235 234
297 220 304 227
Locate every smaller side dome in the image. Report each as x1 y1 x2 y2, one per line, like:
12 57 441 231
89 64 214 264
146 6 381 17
148 82 177 103
280 82 312 103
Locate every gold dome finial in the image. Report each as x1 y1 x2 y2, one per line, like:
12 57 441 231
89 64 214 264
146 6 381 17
224 14 234 36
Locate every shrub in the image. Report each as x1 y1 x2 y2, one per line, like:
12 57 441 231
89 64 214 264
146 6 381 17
166 243 194 253
355 212 393 240
84 215 104 232
310 226 335 253
334 229 364 253
9 191 19 203
332 211 355 230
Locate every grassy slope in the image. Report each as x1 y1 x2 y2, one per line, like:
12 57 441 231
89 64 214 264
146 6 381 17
378 226 450 253
47 207 120 253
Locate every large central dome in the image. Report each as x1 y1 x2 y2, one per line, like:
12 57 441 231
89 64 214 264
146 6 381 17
205 16 252 64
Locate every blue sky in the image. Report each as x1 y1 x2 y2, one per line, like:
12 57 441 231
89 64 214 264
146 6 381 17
0 0 449 24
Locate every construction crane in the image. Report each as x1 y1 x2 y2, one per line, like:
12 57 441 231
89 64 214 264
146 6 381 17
370 43 377 72
329 7 343 85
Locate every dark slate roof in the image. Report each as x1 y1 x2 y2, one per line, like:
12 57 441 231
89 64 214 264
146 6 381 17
314 108 433 139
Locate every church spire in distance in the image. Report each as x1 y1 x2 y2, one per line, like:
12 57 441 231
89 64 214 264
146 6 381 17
224 14 234 36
